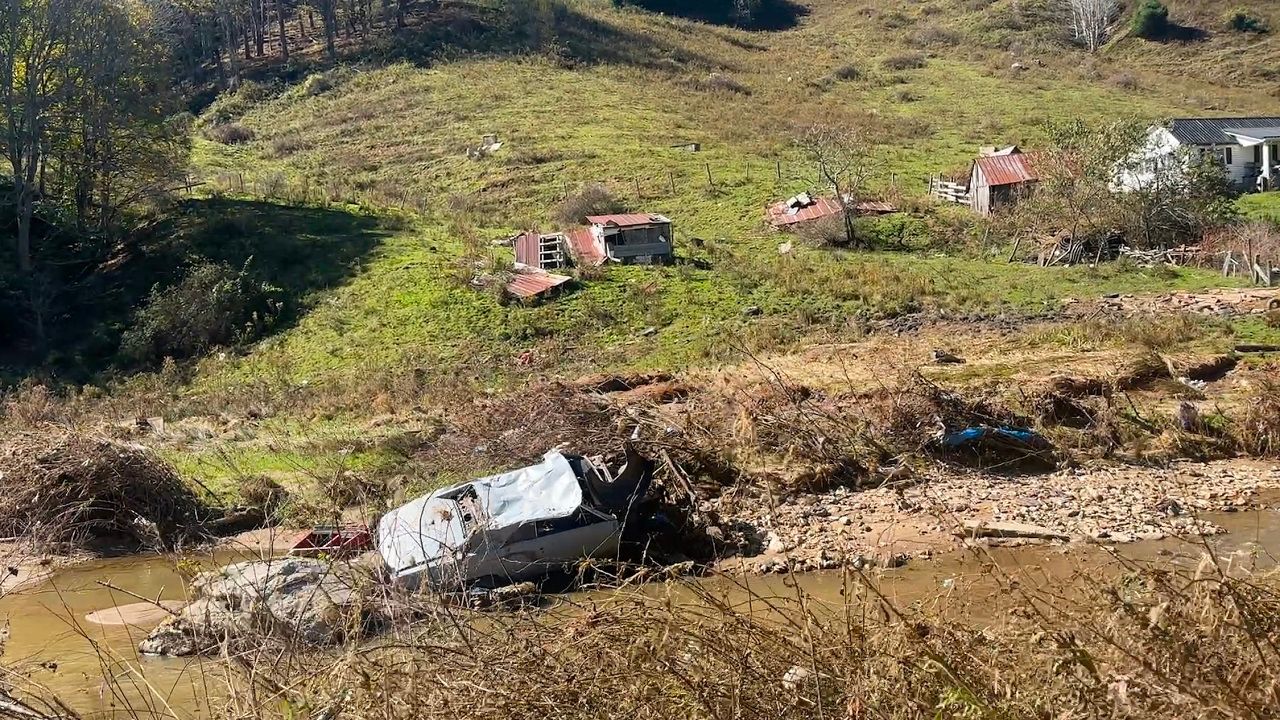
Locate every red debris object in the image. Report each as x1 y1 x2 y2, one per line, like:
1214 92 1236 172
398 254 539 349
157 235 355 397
513 231 542 267
766 194 898 228
566 227 606 266
506 268 572 300
289 526 373 558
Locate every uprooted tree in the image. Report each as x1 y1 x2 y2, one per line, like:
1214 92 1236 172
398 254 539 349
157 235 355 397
796 125 880 248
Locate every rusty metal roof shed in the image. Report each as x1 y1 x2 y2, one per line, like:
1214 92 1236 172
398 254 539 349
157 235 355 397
586 213 671 227
566 227 605 266
973 153 1038 187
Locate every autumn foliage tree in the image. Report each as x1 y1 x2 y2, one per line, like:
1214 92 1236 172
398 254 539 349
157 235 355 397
1 0 186 350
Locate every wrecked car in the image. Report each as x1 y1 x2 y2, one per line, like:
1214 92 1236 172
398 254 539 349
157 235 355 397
377 447 653 590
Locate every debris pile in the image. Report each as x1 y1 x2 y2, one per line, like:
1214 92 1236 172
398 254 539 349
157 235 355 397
0 431 206 550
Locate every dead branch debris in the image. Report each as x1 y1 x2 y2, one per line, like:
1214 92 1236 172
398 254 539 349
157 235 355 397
0 432 207 550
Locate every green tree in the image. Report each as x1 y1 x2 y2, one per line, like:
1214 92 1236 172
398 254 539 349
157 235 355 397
1 0 185 350
1131 0 1170 39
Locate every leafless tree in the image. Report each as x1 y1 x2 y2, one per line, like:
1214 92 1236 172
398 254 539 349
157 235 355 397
1066 0 1118 52
796 125 880 248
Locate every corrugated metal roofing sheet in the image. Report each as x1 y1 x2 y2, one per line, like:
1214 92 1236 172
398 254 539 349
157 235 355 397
975 153 1038 187
767 196 843 227
566 228 605 266
766 197 900 227
506 270 572 300
513 231 539 267
1224 126 1280 141
1168 117 1280 146
585 213 670 227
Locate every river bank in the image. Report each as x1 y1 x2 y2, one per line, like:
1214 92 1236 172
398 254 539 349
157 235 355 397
3 498 1278 716
723 458 1280 573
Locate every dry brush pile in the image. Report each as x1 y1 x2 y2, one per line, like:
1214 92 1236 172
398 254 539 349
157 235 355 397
0 431 206 550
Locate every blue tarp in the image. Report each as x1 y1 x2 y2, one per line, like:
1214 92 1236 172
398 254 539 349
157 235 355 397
940 426 1043 449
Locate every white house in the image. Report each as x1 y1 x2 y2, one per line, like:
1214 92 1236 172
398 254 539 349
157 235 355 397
1118 117 1280 192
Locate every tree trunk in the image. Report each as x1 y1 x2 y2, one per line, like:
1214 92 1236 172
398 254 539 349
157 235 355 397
277 0 289 60
322 1 337 60
253 0 265 56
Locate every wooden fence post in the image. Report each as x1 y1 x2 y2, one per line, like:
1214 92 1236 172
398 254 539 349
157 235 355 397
776 159 782 182
668 170 676 196
705 163 714 191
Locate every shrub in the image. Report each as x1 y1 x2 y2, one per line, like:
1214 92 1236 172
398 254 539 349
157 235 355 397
554 183 627 226
268 132 309 157
120 261 282 364
1110 71 1140 90
833 63 861 80
237 475 290 515
1131 0 1170 39
893 88 923 102
298 66 354 96
206 123 255 145
910 23 962 47
797 214 853 247
696 72 751 95
882 52 927 70
1234 375 1280 456
1224 9 1269 33
200 80 275 127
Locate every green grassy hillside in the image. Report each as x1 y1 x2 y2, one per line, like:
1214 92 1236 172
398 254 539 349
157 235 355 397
179 0 1277 396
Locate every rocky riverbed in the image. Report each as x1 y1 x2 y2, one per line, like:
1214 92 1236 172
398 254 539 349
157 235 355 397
720 459 1280 573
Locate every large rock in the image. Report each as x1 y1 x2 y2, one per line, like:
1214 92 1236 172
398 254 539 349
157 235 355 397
139 558 378 656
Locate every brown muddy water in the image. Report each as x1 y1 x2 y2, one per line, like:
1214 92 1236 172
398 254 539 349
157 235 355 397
4 509 1279 717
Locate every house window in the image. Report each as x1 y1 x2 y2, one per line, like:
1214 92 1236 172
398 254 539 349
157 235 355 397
1222 147 1233 165
1255 145 1264 165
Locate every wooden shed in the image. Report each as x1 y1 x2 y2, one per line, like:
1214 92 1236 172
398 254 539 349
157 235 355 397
968 151 1038 216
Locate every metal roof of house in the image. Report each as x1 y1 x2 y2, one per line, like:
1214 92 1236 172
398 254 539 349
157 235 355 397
974 153 1038 187
1168 117 1280 146
585 213 671 227
506 269 572 300
1224 126 1280 142
767 195 843 227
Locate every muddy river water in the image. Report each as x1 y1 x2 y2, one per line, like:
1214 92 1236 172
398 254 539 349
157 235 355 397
3 508 1278 717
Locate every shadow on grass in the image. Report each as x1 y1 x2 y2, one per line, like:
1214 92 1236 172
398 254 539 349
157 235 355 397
0 198 391 384
375 0 729 71
614 0 808 31
226 0 736 93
